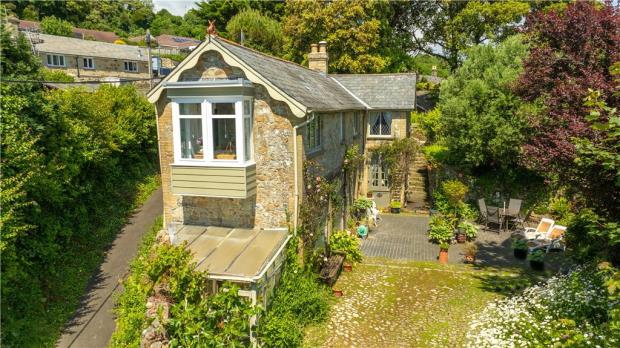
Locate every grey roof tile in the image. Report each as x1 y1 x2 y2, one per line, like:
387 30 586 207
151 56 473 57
33 33 149 61
216 37 365 111
331 74 417 110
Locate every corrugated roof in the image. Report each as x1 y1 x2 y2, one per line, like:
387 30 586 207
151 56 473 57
215 37 365 112
331 73 417 110
33 33 148 61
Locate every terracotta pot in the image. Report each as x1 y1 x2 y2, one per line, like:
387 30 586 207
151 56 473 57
464 254 475 264
332 288 343 297
456 233 467 243
343 263 352 272
530 260 544 271
514 249 527 259
391 207 401 214
438 248 449 264
366 192 373 198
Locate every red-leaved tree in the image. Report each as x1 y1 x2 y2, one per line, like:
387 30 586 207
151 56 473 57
515 1 620 181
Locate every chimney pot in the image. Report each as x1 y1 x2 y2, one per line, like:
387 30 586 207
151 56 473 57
431 65 437 77
308 41 328 74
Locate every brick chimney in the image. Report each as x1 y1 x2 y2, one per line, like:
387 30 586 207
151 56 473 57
308 41 328 74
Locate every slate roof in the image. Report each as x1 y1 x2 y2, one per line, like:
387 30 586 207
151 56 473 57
215 37 366 112
331 74 417 110
33 33 149 61
157 34 202 48
17 19 120 43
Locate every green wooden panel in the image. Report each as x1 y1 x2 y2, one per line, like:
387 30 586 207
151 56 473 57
174 181 247 190
172 186 247 198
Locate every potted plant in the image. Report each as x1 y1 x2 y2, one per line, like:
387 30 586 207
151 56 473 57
463 241 478 264
512 238 528 259
459 221 478 241
527 249 545 270
332 288 343 297
329 230 362 272
390 200 402 214
366 191 373 198
429 215 453 264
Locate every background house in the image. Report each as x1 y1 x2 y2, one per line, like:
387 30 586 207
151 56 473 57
30 33 150 81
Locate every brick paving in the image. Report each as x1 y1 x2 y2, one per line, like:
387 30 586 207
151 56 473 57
361 213 532 266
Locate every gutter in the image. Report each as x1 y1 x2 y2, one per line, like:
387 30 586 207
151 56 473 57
292 112 316 235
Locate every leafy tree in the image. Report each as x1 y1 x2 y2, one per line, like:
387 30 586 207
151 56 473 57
40 15 73 37
226 8 283 56
283 0 395 73
438 35 530 170
396 0 530 71
514 1 620 199
150 9 182 36
194 0 250 34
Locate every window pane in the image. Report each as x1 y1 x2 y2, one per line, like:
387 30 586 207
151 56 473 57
243 100 250 115
179 103 201 115
370 112 391 135
60 56 64 66
180 118 203 159
244 117 251 161
213 118 236 160
212 103 235 115
47 55 51 65
53 55 58 66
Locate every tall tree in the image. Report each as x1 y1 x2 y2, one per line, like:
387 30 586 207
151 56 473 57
397 0 530 71
438 35 530 170
226 9 284 56
40 16 73 37
283 0 396 73
514 1 620 192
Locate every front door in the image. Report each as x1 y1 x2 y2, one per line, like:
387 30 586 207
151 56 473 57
369 154 390 208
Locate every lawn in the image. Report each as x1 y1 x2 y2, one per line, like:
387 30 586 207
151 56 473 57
304 258 546 347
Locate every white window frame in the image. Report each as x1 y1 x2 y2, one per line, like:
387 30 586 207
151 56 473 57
123 61 138 72
368 111 393 137
46 54 66 67
172 96 254 167
306 115 322 152
82 57 95 70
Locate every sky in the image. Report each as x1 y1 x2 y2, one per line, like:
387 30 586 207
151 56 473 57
152 0 198 16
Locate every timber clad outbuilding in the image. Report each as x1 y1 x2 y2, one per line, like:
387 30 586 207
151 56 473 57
148 34 417 305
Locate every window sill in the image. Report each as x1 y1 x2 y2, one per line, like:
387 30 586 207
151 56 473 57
367 135 394 140
172 161 256 168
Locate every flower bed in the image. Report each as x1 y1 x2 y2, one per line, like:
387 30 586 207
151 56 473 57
467 264 620 347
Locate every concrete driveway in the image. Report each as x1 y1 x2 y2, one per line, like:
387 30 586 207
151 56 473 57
56 188 163 348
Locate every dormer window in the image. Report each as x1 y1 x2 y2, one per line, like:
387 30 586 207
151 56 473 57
172 97 253 166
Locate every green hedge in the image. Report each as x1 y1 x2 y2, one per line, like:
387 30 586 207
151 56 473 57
1 29 159 347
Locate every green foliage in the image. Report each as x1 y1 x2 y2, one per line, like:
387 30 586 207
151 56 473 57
567 209 620 265
40 15 73 36
226 8 284 56
547 196 576 226
412 108 441 142
428 215 454 246
352 197 372 220
41 69 75 82
1 28 159 346
329 230 362 263
512 238 528 251
402 0 530 71
527 249 545 263
372 137 419 188
438 35 530 170
110 216 162 347
411 54 449 77
390 201 402 209
459 220 478 240
442 179 468 206
160 53 189 63
283 0 397 73
257 241 330 347
423 144 449 168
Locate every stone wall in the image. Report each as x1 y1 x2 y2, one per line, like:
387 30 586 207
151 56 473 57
39 52 150 80
156 50 295 230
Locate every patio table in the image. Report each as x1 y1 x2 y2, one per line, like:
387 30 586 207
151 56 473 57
487 206 509 232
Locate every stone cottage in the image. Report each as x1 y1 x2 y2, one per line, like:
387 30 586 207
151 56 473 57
147 34 416 304
30 33 151 81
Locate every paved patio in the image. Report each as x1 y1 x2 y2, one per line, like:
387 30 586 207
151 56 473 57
361 213 533 266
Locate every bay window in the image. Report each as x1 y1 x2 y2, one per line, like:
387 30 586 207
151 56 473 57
173 97 253 166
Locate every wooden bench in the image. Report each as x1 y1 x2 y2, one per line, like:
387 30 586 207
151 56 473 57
319 254 345 286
